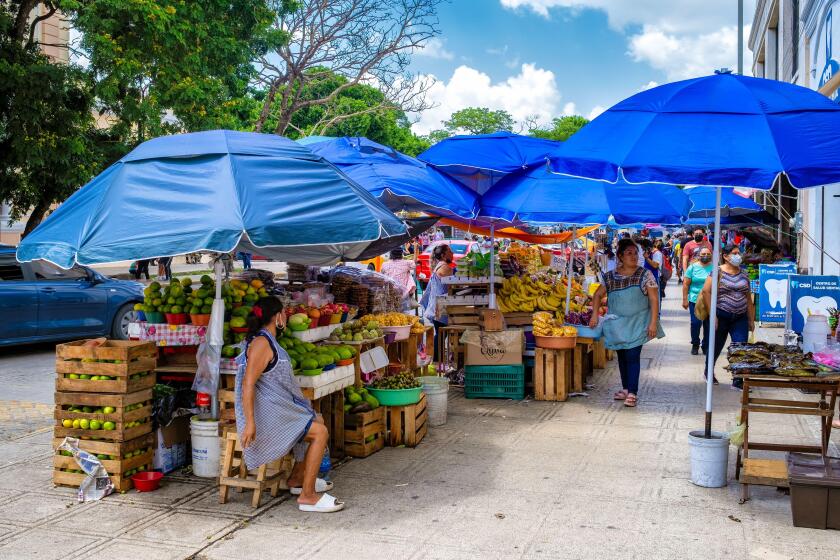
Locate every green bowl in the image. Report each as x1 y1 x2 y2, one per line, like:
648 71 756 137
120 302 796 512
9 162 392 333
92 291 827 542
366 386 422 406
298 368 323 376
144 311 164 324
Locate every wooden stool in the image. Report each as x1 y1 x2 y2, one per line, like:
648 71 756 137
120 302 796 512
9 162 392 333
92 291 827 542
218 431 293 508
534 347 571 401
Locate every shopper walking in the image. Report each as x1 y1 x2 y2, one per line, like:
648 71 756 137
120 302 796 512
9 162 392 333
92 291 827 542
237 297 344 513
682 247 713 356
237 251 252 270
419 244 454 361
700 244 755 389
682 227 712 273
133 259 151 280
157 257 172 281
381 247 416 298
589 238 664 407
653 238 668 298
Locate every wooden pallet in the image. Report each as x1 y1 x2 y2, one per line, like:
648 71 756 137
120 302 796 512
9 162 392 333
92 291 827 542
344 407 386 458
386 393 427 448
534 347 572 401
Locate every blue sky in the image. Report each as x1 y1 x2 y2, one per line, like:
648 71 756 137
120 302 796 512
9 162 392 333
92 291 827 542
409 0 755 134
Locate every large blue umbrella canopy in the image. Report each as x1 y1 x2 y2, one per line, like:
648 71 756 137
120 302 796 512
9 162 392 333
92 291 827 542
686 186 762 217
301 136 479 219
479 166 691 225
550 71 840 190
683 211 779 227
418 131 561 194
16 130 407 268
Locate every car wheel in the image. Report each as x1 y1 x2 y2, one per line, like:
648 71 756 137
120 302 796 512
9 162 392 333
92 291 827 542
367 264 375 271
111 303 138 339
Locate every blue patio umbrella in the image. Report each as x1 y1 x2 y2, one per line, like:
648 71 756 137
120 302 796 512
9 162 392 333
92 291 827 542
302 136 479 219
479 166 691 226
548 71 840 444
17 130 407 269
686 186 762 217
683 212 779 227
418 131 561 195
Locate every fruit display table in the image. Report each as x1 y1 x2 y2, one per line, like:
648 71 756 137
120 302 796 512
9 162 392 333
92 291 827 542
130 322 207 347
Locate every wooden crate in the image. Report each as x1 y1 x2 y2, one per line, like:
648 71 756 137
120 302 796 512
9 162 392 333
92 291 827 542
218 388 236 423
534 347 571 401
55 340 156 394
437 325 469 370
445 305 482 326
572 338 594 392
52 433 155 492
311 391 345 459
478 309 505 331
54 390 152 442
386 393 427 448
503 312 534 327
344 407 386 458
592 339 607 369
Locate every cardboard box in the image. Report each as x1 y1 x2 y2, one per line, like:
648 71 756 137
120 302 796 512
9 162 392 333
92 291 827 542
153 415 191 473
462 329 524 366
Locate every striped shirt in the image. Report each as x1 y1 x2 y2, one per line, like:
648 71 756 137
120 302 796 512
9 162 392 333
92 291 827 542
717 270 750 314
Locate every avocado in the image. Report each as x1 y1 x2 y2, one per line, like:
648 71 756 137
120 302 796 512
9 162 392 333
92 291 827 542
363 394 380 409
347 392 362 405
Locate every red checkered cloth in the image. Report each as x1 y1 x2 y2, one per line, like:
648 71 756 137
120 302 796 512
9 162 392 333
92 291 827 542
134 322 207 347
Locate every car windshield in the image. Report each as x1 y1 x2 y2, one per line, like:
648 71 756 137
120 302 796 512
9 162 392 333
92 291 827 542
424 242 470 255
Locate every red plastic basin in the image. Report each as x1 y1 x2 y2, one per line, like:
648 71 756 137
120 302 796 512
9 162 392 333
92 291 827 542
132 471 163 492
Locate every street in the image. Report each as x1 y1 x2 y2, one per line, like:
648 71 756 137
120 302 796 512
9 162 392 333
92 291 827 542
0 284 837 560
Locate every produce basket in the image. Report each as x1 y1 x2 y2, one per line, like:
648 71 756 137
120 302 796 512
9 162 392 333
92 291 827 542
190 314 211 326
383 325 411 341
145 311 164 324
165 313 188 325
535 335 576 349
366 386 422 406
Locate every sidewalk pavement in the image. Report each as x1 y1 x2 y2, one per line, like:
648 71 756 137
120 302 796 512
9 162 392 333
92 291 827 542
0 284 837 560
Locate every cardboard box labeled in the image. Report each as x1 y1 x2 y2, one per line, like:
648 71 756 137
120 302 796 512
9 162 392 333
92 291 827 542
462 328 524 366
153 415 191 473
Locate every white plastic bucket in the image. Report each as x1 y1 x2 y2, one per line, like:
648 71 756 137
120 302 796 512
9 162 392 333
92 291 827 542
190 417 221 478
688 430 730 487
418 376 449 426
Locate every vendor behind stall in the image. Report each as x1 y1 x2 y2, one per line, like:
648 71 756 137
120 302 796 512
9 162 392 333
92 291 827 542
236 297 344 513
420 244 454 361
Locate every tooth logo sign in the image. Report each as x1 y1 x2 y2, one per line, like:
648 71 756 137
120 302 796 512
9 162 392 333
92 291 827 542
764 279 788 309
796 296 838 323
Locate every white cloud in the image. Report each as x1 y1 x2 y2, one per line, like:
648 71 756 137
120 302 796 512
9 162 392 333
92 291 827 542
628 25 738 80
641 80 659 91
587 105 605 120
500 0 756 80
415 37 454 60
562 102 577 116
411 63 563 134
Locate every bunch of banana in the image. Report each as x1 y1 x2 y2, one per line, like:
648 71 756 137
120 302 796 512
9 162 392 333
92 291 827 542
533 312 579 337
497 274 572 313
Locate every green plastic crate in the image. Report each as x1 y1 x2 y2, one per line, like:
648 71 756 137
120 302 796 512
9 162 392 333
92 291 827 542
464 364 525 400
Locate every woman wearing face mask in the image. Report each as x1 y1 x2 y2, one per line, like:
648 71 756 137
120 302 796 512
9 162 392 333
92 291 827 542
682 247 714 359
419 244 454 361
237 297 344 513
589 238 664 407
700 244 755 390
681 228 712 275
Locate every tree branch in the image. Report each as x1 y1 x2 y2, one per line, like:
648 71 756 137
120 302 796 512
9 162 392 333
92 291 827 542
27 3 57 47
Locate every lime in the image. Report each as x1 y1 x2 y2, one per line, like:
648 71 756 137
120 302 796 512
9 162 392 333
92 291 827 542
61 419 72 428
89 420 101 430
79 374 91 380
103 406 115 414
68 374 79 379
79 419 90 430
72 419 81 429
82 406 92 413
103 421 115 430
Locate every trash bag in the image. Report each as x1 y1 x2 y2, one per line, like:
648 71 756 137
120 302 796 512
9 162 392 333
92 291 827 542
58 437 113 501
153 384 178 428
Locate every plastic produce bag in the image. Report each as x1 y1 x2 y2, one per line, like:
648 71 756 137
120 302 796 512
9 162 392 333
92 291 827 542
728 412 746 448
192 341 221 396
58 437 113 501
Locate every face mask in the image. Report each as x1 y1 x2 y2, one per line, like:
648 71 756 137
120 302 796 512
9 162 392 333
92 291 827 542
699 255 712 263
694 234 703 242
728 254 742 266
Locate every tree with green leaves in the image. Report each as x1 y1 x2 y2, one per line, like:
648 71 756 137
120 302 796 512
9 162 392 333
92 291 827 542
529 115 589 142
442 107 515 135
1 1 104 236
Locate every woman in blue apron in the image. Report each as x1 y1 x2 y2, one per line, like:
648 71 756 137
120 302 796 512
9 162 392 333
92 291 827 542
420 244 454 361
236 297 344 513
589 238 664 407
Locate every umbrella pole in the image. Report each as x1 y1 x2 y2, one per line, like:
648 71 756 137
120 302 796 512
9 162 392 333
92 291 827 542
703 188 723 438
489 223 497 309
566 227 577 315
208 258 225 419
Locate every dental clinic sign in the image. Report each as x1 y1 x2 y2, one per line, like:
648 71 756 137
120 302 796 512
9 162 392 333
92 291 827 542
785 275 840 333
758 263 797 323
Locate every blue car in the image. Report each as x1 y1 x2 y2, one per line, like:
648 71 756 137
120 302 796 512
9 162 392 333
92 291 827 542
0 245 143 346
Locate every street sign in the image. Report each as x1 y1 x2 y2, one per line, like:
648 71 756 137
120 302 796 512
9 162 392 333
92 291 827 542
785 275 840 333
757 263 796 323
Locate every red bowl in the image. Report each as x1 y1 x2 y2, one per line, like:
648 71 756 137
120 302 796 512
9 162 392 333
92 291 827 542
131 470 163 492
165 313 188 325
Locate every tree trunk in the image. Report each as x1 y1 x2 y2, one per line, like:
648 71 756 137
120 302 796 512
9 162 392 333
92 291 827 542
21 198 51 238
13 0 40 42
274 109 293 136
254 81 279 133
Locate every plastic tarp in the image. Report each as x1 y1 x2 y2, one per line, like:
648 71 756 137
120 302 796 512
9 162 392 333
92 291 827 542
16 130 407 268
302 137 479 219
437 218 598 244
686 186 762 217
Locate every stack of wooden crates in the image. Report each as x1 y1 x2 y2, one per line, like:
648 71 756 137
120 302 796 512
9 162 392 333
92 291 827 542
53 340 157 492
